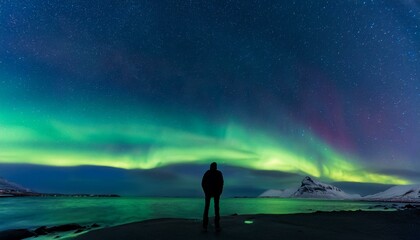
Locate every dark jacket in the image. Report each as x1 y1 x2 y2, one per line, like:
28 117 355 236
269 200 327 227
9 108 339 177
201 169 224 196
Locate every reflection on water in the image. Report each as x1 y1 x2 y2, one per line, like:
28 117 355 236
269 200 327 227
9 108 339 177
0 197 395 231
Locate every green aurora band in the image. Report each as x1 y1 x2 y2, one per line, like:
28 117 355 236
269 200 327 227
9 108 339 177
0 106 409 185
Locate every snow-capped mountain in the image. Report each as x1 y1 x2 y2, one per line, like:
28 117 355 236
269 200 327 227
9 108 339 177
292 176 361 199
364 184 420 201
259 176 360 199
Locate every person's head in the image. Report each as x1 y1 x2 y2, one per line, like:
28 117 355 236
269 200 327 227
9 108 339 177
210 162 217 171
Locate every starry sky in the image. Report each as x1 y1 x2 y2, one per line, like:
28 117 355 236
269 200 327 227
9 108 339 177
0 0 419 196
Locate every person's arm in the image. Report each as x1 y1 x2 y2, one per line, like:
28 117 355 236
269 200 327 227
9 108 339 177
218 171 224 195
202 171 208 191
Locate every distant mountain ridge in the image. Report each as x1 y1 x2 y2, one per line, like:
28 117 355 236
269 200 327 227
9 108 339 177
259 188 296 198
259 176 420 202
0 177 31 194
364 184 420 201
259 176 361 199
0 177 119 197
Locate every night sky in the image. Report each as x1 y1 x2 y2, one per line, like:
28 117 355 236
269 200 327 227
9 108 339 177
0 1 419 196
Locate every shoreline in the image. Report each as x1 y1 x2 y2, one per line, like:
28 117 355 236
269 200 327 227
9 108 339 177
1 203 419 240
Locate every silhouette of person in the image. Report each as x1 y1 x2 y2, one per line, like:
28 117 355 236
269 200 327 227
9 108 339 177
201 162 224 231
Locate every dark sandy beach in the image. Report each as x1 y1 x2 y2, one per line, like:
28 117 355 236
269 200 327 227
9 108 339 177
73 209 420 240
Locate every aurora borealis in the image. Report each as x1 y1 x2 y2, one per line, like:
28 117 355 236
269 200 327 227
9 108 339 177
0 108 408 184
0 1 419 195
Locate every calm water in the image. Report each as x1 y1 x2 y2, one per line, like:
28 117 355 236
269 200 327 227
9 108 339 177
0 197 395 231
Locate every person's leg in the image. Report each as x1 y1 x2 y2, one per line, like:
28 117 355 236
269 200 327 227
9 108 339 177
202 195 211 229
214 195 220 229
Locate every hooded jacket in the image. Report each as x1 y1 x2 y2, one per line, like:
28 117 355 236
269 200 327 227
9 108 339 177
201 165 224 196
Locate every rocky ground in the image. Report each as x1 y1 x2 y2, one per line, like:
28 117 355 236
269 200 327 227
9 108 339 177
74 209 420 240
